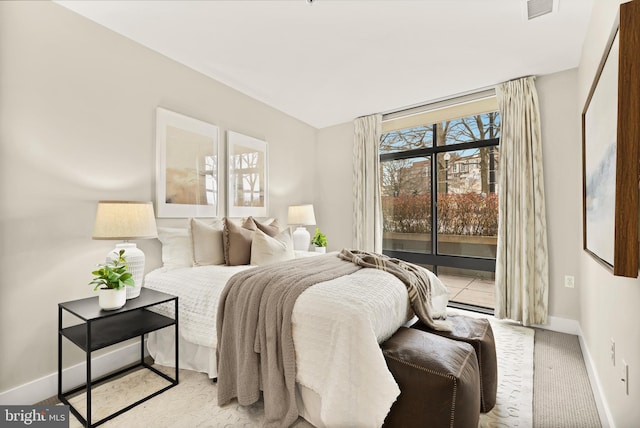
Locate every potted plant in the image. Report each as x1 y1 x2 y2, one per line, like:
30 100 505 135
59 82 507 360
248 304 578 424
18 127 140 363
89 249 135 310
311 228 327 253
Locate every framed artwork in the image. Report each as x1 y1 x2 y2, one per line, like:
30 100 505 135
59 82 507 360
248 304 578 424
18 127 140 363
156 107 221 218
582 1 639 278
227 131 268 217
582 26 619 270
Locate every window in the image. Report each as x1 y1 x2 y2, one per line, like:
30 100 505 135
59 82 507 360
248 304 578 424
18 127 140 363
380 94 500 311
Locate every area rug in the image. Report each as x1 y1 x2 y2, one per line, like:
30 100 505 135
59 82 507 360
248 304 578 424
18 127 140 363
479 317 535 427
65 315 534 428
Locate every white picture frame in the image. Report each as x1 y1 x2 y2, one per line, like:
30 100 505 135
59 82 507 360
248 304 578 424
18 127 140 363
227 131 268 217
156 107 221 218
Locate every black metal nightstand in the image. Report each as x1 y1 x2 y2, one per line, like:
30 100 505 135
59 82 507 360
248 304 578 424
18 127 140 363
58 288 178 427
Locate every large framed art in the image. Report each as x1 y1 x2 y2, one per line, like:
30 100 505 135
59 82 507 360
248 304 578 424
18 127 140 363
582 1 640 278
156 108 221 218
227 131 268 218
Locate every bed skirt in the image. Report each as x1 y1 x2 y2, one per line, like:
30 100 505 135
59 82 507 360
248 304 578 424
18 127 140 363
146 329 326 427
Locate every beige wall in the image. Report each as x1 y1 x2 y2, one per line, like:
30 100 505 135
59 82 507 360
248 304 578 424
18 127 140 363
315 122 355 251
0 1 315 393
577 1 640 426
535 69 582 320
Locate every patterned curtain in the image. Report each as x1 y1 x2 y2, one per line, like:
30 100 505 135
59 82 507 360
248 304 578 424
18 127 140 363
353 114 383 252
495 77 549 326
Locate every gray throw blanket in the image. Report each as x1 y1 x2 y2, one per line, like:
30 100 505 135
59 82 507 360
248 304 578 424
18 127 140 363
338 248 451 332
216 254 361 428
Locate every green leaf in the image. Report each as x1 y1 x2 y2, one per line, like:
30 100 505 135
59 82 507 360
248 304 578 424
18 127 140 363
89 250 134 290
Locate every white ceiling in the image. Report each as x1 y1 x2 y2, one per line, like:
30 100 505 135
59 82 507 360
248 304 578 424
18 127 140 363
56 0 593 129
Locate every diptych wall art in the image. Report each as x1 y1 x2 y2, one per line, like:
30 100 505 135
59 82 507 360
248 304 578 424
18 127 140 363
227 131 268 218
156 108 221 218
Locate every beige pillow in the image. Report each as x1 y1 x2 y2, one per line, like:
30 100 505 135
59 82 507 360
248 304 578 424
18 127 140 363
223 217 282 265
157 227 192 269
251 228 295 266
244 216 281 237
190 218 225 266
223 218 254 266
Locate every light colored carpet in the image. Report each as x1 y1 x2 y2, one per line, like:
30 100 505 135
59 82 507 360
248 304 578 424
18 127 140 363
60 315 534 427
66 367 312 428
533 329 601 428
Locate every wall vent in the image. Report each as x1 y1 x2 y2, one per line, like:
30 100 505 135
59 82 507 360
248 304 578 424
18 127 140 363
527 0 554 20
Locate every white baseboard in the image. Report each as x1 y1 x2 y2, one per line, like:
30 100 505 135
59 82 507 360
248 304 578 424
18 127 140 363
576 325 615 428
535 316 615 428
534 315 581 335
0 341 147 405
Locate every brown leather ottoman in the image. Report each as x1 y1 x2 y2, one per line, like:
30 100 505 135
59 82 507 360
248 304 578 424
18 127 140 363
412 315 498 412
381 327 480 428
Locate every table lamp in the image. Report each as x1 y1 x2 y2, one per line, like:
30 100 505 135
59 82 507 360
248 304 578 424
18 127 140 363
92 201 158 299
288 204 316 251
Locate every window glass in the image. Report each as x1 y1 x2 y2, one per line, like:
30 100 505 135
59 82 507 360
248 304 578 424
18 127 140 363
379 103 500 311
437 147 499 258
381 157 432 254
437 112 501 146
379 125 433 155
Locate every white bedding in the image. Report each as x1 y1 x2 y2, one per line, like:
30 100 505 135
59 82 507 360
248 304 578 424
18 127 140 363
144 260 448 427
145 264 252 348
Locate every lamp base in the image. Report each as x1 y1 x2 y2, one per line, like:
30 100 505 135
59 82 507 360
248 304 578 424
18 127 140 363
107 243 145 299
292 227 311 251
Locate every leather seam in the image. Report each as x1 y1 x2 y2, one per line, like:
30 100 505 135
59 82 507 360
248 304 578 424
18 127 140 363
384 354 458 380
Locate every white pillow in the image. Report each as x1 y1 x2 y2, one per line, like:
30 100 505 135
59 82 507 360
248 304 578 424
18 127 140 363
190 218 225 266
250 228 295 266
157 227 192 269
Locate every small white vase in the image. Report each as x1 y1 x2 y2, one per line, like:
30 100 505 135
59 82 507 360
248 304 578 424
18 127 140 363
314 246 326 254
98 288 127 311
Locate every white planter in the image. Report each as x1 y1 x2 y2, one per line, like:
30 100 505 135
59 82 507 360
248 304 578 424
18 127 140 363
314 246 327 254
98 288 127 311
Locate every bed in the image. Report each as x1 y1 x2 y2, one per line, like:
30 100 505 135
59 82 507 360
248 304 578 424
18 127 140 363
144 217 449 427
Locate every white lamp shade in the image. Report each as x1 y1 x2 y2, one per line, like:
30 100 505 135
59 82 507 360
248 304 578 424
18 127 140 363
93 201 158 240
288 204 316 226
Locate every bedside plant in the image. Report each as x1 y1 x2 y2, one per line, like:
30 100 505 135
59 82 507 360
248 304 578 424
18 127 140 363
89 249 134 310
90 249 135 290
311 228 327 253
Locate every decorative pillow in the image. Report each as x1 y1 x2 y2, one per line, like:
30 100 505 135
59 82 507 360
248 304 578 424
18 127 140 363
223 218 254 266
223 217 283 265
157 227 192 269
244 216 281 237
251 228 295 266
190 218 225 266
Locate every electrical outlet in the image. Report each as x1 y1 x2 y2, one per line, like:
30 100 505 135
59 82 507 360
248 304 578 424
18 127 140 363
564 275 575 288
611 338 616 366
621 359 629 395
